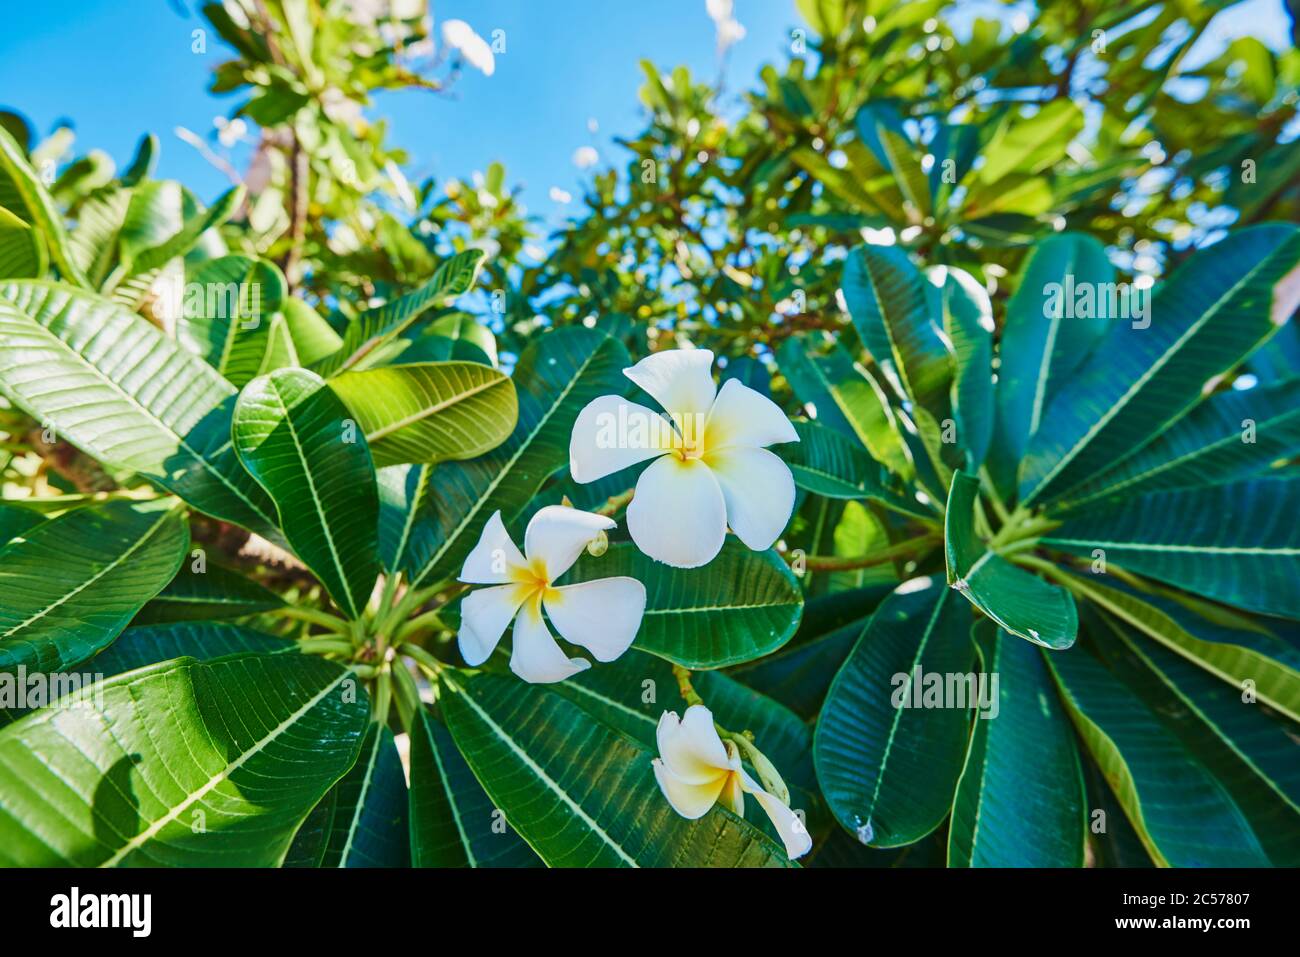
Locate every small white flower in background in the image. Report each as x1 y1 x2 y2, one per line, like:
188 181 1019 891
458 506 646 684
572 146 599 170
569 349 798 568
549 186 572 204
705 0 746 54
213 116 246 148
653 705 811 859
442 19 495 76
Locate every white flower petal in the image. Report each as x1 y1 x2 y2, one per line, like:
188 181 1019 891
704 378 799 451
569 395 673 483
740 770 812 860
544 576 646 661
441 19 495 75
458 510 526 584
656 705 730 784
509 601 590 684
627 455 726 568
705 447 796 551
458 584 526 666
623 348 717 419
653 758 726 819
524 505 617 580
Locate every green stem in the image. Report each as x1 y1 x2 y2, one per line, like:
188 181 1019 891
979 466 1011 524
401 641 445 678
297 637 355 656
794 533 940 572
394 609 446 642
276 606 350 631
671 664 704 707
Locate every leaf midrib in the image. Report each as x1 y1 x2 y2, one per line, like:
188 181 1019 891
99 665 353 867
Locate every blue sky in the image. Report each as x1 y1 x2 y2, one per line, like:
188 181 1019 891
0 0 1292 231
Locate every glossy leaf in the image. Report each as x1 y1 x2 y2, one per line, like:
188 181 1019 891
312 249 483 377
1045 478 1300 619
0 126 86 286
564 540 803 668
814 577 975 847
988 233 1112 497
0 280 278 532
176 255 288 387
233 368 381 618
408 707 540 867
0 499 188 674
948 623 1085 866
331 361 518 468
318 721 410 867
840 244 952 411
945 471 1078 648
132 561 284 624
0 653 368 866
1044 639 1270 866
1020 225 1300 507
938 266 994 471
0 205 45 279
1058 377 1300 510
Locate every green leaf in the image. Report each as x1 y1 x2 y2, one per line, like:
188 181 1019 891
1088 612 1300 866
331 361 518 468
1020 225 1300 507
439 670 794 867
404 327 630 590
988 233 1113 498
317 721 409 867
0 501 43 546
0 653 368 866
132 561 284 625
408 707 542 867
814 577 975 847
233 368 381 619
777 334 914 478
978 101 1083 184
938 266 994 471
120 185 244 278
176 255 288 387
841 244 952 411
311 249 484 377
0 280 278 533
564 540 803 668
855 104 931 219
0 126 86 286
948 622 1085 866
0 499 188 674
945 471 1078 648
427 312 498 366
1058 377 1300 511
728 585 893 720
1045 478 1300 619
775 419 930 519
0 205 45 279
280 297 343 366
1043 639 1270 866
88 621 295 681
1058 573 1300 724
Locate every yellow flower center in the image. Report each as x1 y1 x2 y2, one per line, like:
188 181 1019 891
508 557 560 610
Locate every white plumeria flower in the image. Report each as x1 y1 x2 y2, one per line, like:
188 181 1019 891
458 506 646 684
653 705 811 859
569 349 798 568
572 146 599 170
441 19 495 76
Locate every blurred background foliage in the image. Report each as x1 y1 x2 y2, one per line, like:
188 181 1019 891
2 0 1298 488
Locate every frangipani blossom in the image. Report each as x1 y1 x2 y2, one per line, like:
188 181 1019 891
653 705 811 859
457 506 646 684
441 19 495 76
569 349 799 568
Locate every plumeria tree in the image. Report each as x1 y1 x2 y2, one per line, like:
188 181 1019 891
0 0 1297 869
